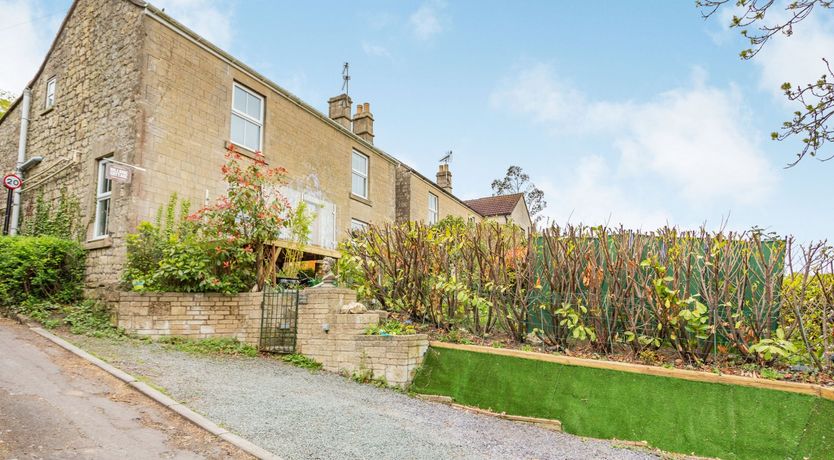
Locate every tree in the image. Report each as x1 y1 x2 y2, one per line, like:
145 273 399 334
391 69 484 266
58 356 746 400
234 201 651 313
491 165 547 225
0 90 15 120
698 1 834 166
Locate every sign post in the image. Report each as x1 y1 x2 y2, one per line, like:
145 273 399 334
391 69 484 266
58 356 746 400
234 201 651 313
3 174 23 235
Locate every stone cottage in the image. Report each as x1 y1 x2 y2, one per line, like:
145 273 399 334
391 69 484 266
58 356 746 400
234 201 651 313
465 193 533 232
0 0 529 293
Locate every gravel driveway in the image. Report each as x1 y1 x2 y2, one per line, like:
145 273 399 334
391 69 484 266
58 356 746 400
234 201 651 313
66 334 659 460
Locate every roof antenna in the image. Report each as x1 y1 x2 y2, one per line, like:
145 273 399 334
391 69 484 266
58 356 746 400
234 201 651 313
341 62 350 96
439 150 452 164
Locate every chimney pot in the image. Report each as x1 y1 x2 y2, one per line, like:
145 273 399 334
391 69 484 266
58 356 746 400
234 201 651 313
352 101 374 144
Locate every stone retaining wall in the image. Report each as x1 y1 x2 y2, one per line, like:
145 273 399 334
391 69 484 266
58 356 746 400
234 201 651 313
116 292 263 345
296 287 428 387
114 287 428 387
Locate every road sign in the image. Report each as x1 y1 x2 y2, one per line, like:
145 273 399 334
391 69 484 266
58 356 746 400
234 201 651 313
3 174 22 190
105 163 132 183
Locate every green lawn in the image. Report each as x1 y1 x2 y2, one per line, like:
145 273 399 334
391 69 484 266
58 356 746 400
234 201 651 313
411 347 834 460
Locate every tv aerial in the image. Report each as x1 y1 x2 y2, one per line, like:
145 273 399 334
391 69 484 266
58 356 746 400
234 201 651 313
341 62 350 96
439 150 452 164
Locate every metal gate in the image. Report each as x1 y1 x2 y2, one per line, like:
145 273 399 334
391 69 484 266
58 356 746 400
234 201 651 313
259 279 299 353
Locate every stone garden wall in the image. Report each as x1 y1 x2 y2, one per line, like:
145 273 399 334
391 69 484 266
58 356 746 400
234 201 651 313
116 292 263 345
295 287 429 387
115 287 428 387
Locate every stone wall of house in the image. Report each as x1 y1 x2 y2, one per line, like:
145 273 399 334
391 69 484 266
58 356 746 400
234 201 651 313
116 292 264 344
0 0 145 292
397 167 481 224
295 287 428 387
114 286 428 387
135 13 399 243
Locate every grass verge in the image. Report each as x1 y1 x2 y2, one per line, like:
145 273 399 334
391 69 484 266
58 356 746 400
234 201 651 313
280 353 322 370
411 346 834 460
157 336 258 357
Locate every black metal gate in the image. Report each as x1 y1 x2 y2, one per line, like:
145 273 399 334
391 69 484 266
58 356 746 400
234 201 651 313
259 279 299 353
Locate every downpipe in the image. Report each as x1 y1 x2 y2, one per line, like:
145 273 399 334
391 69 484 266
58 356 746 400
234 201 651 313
9 88 31 236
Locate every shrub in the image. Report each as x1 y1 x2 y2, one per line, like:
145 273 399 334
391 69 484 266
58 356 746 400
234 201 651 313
365 319 417 336
20 189 82 240
0 235 85 306
123 146 301 293
341 222 832 370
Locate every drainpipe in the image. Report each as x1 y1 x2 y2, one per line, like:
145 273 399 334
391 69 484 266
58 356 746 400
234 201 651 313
9 88 32 236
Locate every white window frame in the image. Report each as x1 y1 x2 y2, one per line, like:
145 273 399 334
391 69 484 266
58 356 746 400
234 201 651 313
230 82 264 152
351 218 369 231
428 192 439 224
93 159 112 239
351 150 369 199
45 77 56 109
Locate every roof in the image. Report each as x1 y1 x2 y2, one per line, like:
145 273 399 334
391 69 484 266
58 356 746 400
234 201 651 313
464 193 525 217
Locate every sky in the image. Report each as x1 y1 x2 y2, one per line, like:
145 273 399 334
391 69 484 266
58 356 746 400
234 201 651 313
1 0 832 242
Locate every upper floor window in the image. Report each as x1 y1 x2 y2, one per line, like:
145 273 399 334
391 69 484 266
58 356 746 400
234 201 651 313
351 151 369 198
428 192 439 224
94 158 112 238
45 77 56 110
231 83 263 152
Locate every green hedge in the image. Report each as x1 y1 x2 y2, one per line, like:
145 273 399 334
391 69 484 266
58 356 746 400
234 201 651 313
0 236 85 306
411 347 834 460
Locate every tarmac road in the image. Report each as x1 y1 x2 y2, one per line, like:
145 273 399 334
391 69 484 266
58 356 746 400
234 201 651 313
0 317 251 460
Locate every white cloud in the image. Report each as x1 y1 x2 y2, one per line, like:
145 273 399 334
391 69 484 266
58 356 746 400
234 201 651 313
409 1 445 41
491 63 778 228
708 1 834 100
0 0 59 93
153 0 234 50
362 42 391 58
539 156 670 229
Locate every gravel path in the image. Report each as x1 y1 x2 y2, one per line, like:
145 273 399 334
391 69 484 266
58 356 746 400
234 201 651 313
67 334 659 460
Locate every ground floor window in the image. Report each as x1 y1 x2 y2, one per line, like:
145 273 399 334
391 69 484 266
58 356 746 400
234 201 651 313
94 159 112 238
351 218 369 232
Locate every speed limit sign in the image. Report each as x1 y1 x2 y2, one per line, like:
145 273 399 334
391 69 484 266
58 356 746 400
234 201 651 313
3 174 22 190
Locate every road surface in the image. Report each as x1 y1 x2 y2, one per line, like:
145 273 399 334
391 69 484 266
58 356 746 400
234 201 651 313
0 317 251 460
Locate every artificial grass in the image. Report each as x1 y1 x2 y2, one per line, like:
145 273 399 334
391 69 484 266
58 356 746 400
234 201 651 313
411 347 834 460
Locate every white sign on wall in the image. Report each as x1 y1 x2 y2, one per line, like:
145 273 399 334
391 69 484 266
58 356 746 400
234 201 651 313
105 163 132 183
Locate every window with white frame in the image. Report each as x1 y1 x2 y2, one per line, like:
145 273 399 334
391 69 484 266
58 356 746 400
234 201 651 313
428 192 439 224
351 218 369 232
45 77 56 109
230 83 264 151
351 151 369 198
94 159 112 238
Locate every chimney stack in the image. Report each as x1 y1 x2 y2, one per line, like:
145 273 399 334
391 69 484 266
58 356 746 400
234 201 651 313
328 93 353 129
436 163 452 193
352 102 374 144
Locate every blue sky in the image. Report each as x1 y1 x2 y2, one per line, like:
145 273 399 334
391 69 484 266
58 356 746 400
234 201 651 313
2 0 832 241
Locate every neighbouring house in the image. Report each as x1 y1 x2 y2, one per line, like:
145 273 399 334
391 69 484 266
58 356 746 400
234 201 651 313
464 193 533 232
0 0 498 294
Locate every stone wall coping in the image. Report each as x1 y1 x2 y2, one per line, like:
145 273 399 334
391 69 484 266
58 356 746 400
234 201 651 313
302 287 357 295
118 291 262 299
354 334 429 342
